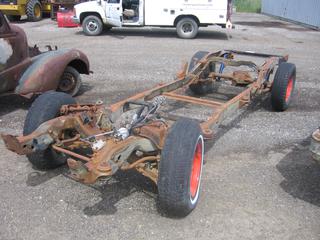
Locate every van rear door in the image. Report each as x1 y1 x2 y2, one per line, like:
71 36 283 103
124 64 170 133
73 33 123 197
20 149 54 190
106 0 122 27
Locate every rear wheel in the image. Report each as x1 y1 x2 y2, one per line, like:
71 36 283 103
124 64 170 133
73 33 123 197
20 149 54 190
24 91 76 169
50 4 58 20
57 66 82 97
176 17 199 39
82 15 103 36
26 0 42 22
7 15 21 21
188 51 215 95
271 62 296 111
158 118 204 217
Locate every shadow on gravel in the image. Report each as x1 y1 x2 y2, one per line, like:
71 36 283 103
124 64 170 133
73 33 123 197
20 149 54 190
74 83 94 96
83 170 157 216
26 166 157 215
26 166 68 186
204 94 270 154
76 28 229 40
26 166 68 187
0 95 32 117
277 138 320 207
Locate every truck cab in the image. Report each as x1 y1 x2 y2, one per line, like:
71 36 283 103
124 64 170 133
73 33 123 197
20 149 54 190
73 0 232 39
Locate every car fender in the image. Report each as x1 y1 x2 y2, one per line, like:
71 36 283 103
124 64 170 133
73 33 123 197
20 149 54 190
15 49 90 97
75 1 107 24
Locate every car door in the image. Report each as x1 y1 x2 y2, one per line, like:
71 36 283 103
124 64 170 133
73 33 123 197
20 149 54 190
106 0 122 27
0 13 12 72
0 13 16 93
0 12 31 94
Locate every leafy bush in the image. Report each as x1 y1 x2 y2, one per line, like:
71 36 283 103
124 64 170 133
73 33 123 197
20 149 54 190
235 0 261 13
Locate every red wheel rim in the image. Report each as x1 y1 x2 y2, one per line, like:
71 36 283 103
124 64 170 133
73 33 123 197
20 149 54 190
285 78 294 102
190 139 203 199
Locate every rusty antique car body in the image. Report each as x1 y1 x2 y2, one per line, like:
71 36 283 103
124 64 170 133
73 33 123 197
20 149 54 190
0 10 90 97
2 50 296 216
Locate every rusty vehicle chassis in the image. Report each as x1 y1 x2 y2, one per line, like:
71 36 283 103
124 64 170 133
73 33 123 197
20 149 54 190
2 50 287 185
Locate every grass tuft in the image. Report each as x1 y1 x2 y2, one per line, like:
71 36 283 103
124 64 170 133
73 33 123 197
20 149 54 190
235 0 261 13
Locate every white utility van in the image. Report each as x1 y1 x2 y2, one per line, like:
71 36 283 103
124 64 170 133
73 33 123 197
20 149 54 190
73 0 232 39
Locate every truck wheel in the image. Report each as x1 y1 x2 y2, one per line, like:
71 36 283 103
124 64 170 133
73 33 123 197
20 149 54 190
176 17 199 39
82 15 103 36
7 15 21 21
158 118 204 217
188 51 215 95
23 91 76 169
271 62 296 111
26 0 42 22
57 66 82 97
50 4 58 20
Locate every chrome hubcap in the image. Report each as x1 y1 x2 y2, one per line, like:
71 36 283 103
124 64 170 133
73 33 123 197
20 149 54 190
87 21 98 32
182 23 193 33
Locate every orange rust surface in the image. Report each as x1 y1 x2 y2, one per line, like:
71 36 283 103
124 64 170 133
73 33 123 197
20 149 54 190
1 50 286 185
137 121 168 149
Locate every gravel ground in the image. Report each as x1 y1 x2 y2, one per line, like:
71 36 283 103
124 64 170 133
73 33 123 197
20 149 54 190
0 13 319 240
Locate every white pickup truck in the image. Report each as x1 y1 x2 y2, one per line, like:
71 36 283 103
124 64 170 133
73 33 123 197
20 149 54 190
73 0 232 39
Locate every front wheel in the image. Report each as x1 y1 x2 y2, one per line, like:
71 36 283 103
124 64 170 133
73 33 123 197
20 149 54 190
176 17 199 39
24 91 76 169
57 66 82 96
187 51 215 95
7 15 21 21
26 0 42 21
158 118 204 217
270 62 296 111
82 15 103 36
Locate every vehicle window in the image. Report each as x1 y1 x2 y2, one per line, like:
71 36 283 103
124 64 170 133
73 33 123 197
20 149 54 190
108 0 120 3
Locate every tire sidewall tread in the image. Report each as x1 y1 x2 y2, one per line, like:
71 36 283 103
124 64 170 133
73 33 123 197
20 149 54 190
158 118 204 217
271 62 296 111
82 15 103 36
188 51 214 95
24 91 76 169
176 17 199 39
26 0 42 22
58 66 82 97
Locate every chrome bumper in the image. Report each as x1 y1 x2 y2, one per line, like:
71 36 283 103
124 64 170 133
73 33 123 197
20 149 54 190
72 16 80 24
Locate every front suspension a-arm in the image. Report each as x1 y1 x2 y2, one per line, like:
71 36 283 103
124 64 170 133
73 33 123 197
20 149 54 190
1 115 100 155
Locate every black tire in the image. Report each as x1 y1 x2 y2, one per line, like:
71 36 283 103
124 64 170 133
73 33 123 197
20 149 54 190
82 15 103 36
24 91 76 169
26 0 42 22
7 15 21 21
104 26 113 31
50 4 58 20
176 17 199 39
57 66 82 97
271 62 296 111
158 118 204 217
188 51 215 95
